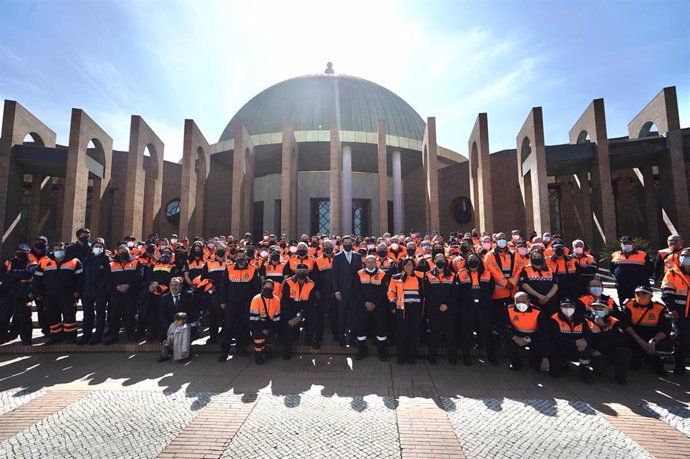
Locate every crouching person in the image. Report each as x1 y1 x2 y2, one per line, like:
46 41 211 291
498 291 550 372
586 301 631 385
158 312 191 363
250 280 281 364
548 297 595 383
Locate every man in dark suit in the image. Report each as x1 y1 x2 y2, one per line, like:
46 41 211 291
158 277 197 341
332 235 362 346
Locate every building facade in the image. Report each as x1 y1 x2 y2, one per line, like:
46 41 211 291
1 66 689 256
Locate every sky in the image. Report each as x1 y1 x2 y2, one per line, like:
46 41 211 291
1 0 689 162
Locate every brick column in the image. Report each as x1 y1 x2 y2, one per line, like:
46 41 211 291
667 129 690 236
517 108 549 235
231 123 253 237
377 120 389 235
468 113 493 232
575 171 593 242
329 123 341 236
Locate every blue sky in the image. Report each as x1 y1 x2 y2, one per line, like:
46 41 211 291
1 0 688 162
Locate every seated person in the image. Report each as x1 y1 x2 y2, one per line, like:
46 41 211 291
158 312 191 363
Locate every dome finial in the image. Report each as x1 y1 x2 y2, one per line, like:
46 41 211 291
324 62 334 74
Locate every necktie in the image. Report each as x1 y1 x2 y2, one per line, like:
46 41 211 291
346 252 351 264
174 295 179 307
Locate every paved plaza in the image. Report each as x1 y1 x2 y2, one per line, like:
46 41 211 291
0 347 688 459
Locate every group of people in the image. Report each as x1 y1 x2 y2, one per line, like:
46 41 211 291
0 227 688 384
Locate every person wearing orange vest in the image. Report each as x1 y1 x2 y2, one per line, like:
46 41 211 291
546 240 579 300
285 242 316 278
458 252 496 366
0 244 36 345
621 285 672 376
218 249 261 361
424 253 459 365
586 301 631 385
547 298 594 383
660 247 690 376
313 242 335 349
576 277 619 317
353 256 389 361
281 263 317 360
519 249 559 315
32 242 84 345
103 246 143 344
571 239 597 293
249 279 282 364
610 235 653 304
484 232 520 333
199 245 229 344
141 248 178 342
497 291 550 372
655 235 683 282
388 257 424 365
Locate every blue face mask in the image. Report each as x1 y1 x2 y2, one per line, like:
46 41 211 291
53 250 65 259
680 256 690 266
497 239 507 249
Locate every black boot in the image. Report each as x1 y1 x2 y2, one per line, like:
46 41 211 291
378 343 387 362
255 351 265 365
580 364 594 383
355 342 367 360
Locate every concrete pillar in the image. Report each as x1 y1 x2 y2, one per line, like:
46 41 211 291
281 123 297 238
28 174 45 238
616 176 633 233
641 166 660 248
575 171 593 243
558 178 575 239
422 117 441 232
392 150 403 234
668 130 690 236
231 123 253 236
377 120 388 235
329 123 341 236
341 145 352 235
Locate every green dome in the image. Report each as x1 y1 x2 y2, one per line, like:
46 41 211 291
220 73 425 142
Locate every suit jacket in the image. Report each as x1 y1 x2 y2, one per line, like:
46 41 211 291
332 251 362 297
159 290 197 334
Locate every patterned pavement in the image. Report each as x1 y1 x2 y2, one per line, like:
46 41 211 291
0 352 687 459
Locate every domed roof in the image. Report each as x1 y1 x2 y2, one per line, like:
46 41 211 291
219 72 425 142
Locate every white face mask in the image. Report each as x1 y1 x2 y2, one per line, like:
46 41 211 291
518 248 528 256
680 256 690 266
515 302 529 312
621 244 633 253
543 236 551 243
589 286 603 296
260 250 269 259
92 247 103 256
170 238 178 245
289 246 297 254
592 309 608 319
126 241 134 248
561 307 575 317
512 235 520 241
390 243 399 251
482 242 492 251
573 247 584 255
